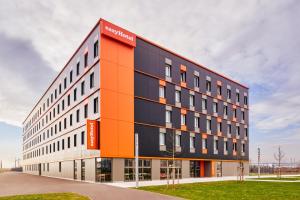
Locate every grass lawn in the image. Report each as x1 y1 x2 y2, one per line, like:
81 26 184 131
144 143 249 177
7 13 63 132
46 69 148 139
139 181 300 200
0 193 89 200
249 176 300 181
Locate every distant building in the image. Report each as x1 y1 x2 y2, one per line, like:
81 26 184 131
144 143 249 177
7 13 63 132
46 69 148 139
22 19 249 182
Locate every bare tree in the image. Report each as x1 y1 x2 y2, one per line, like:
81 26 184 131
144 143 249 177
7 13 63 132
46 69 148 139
163 129 186 189
274 146 285 178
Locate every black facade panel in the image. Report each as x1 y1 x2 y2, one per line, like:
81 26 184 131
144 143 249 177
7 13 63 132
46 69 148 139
166 83 175 105
134 38 249 161
135 72 159 101
134 98 165 126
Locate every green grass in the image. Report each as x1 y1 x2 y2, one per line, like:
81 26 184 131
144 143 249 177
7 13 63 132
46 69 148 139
139 181 300 200
0 193 89 200
249 176 300 181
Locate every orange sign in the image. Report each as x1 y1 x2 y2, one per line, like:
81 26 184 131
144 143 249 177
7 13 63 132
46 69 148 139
100 19 136 47
87 120 99 149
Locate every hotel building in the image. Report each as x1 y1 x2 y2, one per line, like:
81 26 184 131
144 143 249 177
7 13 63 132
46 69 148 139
22 19 249 182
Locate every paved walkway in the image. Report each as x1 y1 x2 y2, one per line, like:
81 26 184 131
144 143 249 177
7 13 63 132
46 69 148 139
104 174 300 188
0 172 179 200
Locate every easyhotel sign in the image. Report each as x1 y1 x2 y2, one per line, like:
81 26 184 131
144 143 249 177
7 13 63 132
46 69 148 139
100 20 136 47
87 119 99 149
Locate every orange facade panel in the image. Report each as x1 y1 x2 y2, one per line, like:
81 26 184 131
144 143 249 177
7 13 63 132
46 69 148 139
100 25 135 158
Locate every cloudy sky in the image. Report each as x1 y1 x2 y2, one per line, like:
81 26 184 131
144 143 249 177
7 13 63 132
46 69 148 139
0 0 299 167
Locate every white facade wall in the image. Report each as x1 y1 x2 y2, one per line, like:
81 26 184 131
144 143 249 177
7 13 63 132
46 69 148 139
22 24 101 179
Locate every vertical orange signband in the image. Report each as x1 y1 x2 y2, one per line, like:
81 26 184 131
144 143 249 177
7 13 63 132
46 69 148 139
87 119 99 149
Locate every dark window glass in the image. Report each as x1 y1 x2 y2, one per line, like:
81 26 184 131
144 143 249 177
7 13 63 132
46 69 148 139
94 40 99 58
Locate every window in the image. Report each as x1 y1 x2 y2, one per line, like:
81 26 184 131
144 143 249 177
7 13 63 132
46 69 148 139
180 71 186 82
223 105 228 116
53 143 55 152
227 124 232 134
166 110 171 123
181 114 186 126
224 141 228 151
213 102 218 113
236 92 240 103
70 70 73 83
57 104 60 114
175 90 181 103
57 141 60 151
64 118 67 129
165 64 171 77
76 62 80 76
189 94 195 107
159 132 166 146
81 81 85 95
194 75 199 88
245 128 248 137
214 139 219 151
59 162 62 172
76 109 80 123
70 114 73 126
244 96 248 105
190 136 195 149
90 72 94 88
175 134 181 147
64 77 67 89
81 131 85 145
74 88 77 101
81 160 85 181
233 142 237 151
202 98 207 110
96 158 112 182
206 80 211 92
194 116 200 128
206 119 211 131
218 122 222 132
74 134 77 147
67 95 70 106
237 126 240 136
68 137 71 149
84 52 88 67
84 104 88 118
62 100 65 110
160 160 181 180
62 139 65 150
159 86 165 98
94 40 98 58
227 88 231 99
51 94 53 103
234 108 237 118
242 143 245 153
202 138 208 149
125 159 152 181
217 85 222 95
94 97 98 113
58 84 62 95
55 89 57 99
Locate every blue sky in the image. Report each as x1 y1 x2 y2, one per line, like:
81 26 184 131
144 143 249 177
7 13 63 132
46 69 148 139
0 0 300 167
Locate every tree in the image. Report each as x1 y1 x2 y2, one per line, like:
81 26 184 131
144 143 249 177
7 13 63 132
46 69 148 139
274 146 285 178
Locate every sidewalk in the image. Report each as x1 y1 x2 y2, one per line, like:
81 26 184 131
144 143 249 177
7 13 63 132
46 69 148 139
104 174 300 188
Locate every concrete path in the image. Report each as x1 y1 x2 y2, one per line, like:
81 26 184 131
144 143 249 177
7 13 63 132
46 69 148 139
105 174 300 188
0 172 179 200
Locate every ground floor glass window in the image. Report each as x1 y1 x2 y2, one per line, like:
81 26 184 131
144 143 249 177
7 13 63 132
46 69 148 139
190 160 201 177
96 158 112 182
124 159 151 181
160 160 182 180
